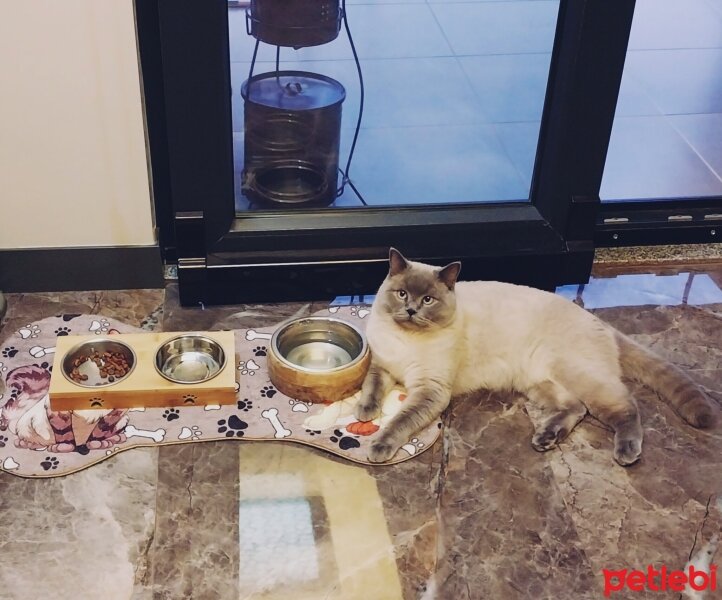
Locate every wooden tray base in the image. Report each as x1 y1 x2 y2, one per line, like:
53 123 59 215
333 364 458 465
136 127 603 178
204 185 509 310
49 331 236 410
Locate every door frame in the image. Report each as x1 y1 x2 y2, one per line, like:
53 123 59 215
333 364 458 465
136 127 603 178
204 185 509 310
138 0 636 305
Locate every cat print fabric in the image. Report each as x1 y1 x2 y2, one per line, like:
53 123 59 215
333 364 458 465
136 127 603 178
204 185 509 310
357 248 718 465
0 309 441 478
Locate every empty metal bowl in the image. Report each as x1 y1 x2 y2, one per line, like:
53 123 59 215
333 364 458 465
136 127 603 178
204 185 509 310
269 317 370 403
62 339 136 388
155 335 226 384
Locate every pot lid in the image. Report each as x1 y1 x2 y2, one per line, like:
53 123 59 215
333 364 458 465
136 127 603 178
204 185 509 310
242 70 346 110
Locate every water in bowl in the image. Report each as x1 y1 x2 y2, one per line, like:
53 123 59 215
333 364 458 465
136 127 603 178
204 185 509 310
286 341 353 370
160 351 220 383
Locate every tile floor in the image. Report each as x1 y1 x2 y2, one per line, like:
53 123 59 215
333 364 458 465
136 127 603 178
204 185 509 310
1 263 721 598
230 0 722 209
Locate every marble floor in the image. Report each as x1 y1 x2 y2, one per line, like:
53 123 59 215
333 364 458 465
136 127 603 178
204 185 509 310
1 264 721 599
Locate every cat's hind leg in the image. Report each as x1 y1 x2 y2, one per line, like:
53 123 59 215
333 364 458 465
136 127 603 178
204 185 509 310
355 363 395 423
567 377 643 466
46 410 76 453
527 380 587 452
86 410 128 450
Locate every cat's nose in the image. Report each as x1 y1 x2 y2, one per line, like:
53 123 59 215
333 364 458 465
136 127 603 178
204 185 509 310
406 308 417 317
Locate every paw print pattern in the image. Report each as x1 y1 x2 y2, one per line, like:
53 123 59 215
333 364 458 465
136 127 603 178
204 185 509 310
237 359 260 376
178 425 203 442
54 326 71 336
349 306 371 319
0 435 7 448
61 314 81 322
289 399 310 413
163 408 180 422
182 395 197 405
89 397 103 408
305 429 322 437
18 324 40 339
41 457 59 471
0 361 6 373
330 429 361 450
260 386 277 399
32 361 52 373
253 346 267 357
236 399 254 412
2 347 18 358
401 438 425 456
178 425 202 441
218 415 248 438
89 319 110 335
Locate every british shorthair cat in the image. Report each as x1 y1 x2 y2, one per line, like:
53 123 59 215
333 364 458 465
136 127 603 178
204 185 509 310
356 248 718 464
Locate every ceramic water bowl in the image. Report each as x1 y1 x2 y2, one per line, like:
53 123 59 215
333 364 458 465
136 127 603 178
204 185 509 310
268 316 370 403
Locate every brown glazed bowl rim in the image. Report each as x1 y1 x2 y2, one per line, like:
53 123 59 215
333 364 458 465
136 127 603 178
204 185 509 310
270 316 368 375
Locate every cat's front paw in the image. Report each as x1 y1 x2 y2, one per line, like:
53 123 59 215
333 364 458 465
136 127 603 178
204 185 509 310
368 439 399 463
355 401 381 423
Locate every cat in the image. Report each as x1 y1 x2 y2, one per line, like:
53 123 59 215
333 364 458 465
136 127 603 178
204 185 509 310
356 248 718 465
0 364 128 453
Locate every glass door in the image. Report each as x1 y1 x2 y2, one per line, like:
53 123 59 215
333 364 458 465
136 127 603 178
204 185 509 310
596 0 722 246
601 0 722 201
143 0 636 305
228 0 559 210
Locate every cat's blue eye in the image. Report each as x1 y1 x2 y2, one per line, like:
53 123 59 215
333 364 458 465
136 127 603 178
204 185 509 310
397 290 407 299
423 296 434 305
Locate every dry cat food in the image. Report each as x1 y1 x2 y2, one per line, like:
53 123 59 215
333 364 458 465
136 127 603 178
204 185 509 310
68 351 130 384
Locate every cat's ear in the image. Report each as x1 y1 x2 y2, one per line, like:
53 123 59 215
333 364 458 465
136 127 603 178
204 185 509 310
438 261 461 290
388 247 409 276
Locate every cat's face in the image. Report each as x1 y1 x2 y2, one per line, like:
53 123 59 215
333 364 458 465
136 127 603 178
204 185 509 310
377 249 461 329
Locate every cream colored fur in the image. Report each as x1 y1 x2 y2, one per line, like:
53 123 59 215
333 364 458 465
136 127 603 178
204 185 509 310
360 252 718 465
368 279 621 398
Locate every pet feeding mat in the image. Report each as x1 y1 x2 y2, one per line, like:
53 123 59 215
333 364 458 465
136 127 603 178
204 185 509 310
0 307 441 478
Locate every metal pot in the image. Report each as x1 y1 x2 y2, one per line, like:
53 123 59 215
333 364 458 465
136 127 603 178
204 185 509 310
246 0 342 48
241 71 346 207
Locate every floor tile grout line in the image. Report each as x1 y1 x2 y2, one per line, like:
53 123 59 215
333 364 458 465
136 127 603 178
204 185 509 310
704 0 722 18
228 50 556 66
491 122 536 192
665 115 722 185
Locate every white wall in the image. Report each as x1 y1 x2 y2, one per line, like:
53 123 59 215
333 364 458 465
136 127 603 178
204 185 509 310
0 1 155 249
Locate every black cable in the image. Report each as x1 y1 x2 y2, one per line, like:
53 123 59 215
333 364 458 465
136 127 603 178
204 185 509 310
337 0 365 198
275 45 282 89
337 168 368 205
348 179 368 206
248 37 259 83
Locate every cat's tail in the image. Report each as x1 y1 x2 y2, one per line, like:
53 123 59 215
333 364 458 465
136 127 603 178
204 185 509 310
616 333 719 429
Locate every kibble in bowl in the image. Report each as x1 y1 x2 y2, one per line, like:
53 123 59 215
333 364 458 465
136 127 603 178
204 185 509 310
61 339 136 387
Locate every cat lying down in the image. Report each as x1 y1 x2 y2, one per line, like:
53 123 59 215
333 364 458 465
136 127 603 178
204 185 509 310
356 248 718 465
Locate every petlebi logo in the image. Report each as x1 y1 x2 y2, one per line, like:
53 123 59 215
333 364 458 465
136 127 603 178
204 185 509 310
603 565 718 596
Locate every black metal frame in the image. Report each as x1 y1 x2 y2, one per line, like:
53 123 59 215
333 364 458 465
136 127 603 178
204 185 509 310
135 0 175 259
140 0 636 305
597 198 722 246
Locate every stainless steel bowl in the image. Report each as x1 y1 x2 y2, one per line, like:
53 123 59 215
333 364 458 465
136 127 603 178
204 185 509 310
271 317 367 373
155 335 226 384
61 339 136 388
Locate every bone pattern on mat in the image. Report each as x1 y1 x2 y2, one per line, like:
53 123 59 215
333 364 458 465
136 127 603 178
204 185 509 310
0 309 441 477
